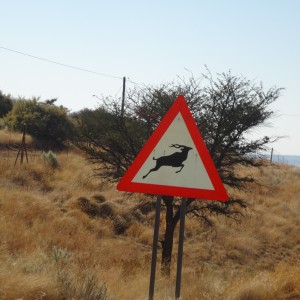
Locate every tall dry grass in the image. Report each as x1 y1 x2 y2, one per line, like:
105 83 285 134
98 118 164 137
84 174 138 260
0 148 299 299
0 128 33 146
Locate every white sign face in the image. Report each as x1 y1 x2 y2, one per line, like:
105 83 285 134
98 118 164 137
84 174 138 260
132 112 214 190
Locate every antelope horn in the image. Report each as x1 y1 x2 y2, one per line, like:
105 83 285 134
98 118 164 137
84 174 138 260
170 144 181 148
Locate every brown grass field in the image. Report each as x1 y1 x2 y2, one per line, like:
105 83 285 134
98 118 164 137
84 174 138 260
0 128 33 146
0 131 300 299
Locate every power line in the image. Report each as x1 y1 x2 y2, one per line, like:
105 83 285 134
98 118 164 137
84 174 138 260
0 46 148 93
0 46 123 80
127 78 146 91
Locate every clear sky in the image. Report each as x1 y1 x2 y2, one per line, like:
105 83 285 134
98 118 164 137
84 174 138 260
1 1 299 155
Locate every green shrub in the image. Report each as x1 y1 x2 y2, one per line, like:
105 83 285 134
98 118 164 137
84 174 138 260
51 246 70 262
4 98 75 148
56 270 109 300
42 150 58 168
78 275 109 300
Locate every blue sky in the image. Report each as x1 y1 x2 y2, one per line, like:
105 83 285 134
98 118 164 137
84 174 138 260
0 1 299 155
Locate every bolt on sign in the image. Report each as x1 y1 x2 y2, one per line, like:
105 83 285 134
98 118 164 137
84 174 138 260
117 95 228 201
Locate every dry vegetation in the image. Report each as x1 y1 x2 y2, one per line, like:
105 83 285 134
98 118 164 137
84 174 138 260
0 129 33 146
0 133 300 299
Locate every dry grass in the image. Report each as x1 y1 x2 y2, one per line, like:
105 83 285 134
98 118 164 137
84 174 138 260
0 128 33 146
0 147 300 299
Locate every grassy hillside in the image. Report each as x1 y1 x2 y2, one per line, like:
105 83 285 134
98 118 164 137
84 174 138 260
0 136 300 299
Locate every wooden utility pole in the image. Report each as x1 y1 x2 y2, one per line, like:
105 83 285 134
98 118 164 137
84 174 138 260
270 148 273 164
121 76 126 118
14 123 29 166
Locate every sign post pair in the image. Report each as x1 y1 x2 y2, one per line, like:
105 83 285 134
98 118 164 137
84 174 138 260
117 96 228 299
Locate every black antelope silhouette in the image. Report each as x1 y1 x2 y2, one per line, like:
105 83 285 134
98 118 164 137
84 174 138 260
142 144 193 179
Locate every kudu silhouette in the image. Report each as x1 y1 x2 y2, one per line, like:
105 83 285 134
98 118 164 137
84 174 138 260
142 144 193 179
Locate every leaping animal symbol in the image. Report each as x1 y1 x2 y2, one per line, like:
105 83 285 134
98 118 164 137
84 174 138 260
142 144 193 179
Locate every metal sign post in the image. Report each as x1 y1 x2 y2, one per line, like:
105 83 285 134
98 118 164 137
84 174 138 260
175 198 187 300
149 195 162 300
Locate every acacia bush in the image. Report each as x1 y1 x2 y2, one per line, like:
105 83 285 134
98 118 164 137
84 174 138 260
74 70 283 275
73 106 148 178
75 72 282 185
5 98 75 148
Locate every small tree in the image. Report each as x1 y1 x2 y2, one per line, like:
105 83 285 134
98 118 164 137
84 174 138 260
75 71 282 275
5 97 74 148
73 105 149 179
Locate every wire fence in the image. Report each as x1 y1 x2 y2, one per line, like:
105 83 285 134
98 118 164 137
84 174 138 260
267 148 300 167
0 144 41 165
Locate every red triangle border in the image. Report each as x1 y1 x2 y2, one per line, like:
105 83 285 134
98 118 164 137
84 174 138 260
117 95 229 201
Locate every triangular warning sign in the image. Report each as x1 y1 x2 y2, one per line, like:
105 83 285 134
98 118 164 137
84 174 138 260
117 95 228 201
